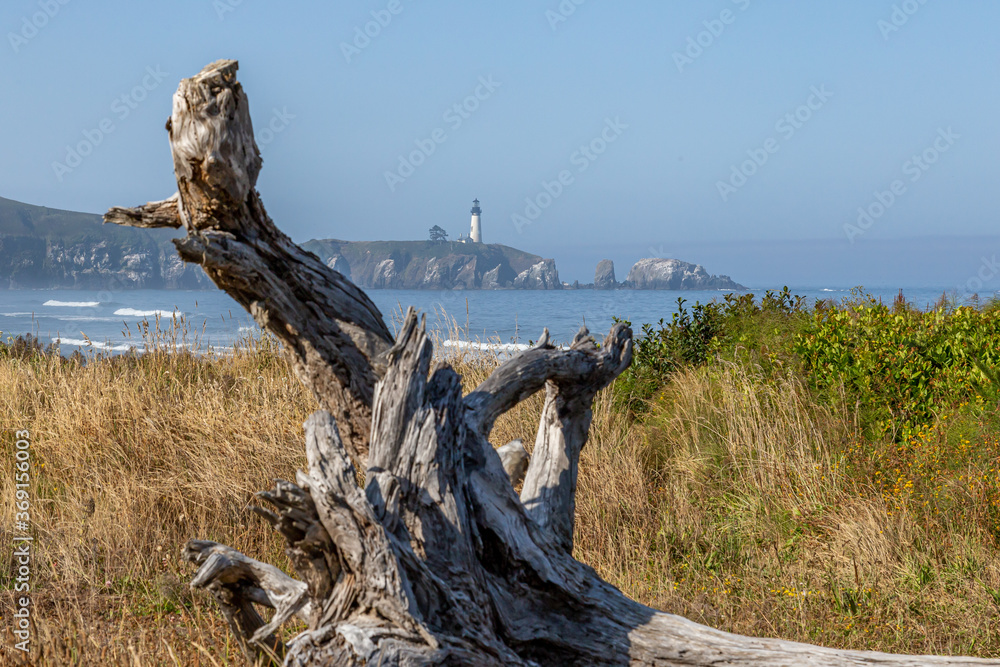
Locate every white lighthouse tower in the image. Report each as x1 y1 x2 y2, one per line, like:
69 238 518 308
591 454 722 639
469 198 482 243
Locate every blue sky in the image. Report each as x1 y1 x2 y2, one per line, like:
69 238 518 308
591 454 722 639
2 1 998 286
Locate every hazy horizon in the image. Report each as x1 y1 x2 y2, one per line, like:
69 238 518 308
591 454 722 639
3 2 998 289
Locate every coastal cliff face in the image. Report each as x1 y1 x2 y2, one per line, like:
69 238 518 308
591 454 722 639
0 197 210 290
1 197 746 292
302 239 562 290
624 257 744 290
513 258 560 289
7 237 210 289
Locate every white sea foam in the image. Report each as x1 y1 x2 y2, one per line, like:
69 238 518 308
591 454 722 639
52 337 212 354
114 308 177 318
43 300 99 307
52 337 135 352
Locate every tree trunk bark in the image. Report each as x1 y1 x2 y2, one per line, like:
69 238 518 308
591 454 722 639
106 60 1000 666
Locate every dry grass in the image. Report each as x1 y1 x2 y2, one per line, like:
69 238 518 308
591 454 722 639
575 363 1000 656
2 331 1000 664
0 334 313 665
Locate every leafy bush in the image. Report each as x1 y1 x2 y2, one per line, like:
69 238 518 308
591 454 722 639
615 288 809 412
794 294 1000 438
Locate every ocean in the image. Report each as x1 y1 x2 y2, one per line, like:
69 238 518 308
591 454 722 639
0 286 970 356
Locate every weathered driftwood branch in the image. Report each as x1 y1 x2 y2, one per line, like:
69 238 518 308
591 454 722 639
105 60 391 467
105 193 182 229
109 60 1000 666
184 540 307 664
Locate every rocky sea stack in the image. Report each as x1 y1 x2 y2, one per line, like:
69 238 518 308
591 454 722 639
624 257 744 290
594 259 616 289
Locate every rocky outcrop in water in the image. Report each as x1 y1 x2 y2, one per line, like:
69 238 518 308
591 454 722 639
594 259 616 289
624 258 744 290
513 259 561 290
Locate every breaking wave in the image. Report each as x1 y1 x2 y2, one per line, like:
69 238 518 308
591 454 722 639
52 337 135 352
43 300 99 307
113 308 178 318
50 316 120 322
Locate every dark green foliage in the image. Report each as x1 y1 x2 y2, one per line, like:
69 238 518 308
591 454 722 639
615 285 1000 443
795 293 1000 439
629 298 725 378
614 287 810 412
428 225 448 242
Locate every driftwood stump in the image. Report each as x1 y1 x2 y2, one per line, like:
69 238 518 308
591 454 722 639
106 60 1000 666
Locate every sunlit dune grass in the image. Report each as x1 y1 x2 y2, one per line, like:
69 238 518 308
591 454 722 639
2 312 1000 664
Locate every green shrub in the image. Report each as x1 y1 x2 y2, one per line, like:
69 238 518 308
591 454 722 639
794 294 1000 438
614 288 809 412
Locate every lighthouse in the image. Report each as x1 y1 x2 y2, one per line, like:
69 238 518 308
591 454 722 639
470 198 482 243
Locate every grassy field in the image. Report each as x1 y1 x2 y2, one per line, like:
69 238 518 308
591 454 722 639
3 291 1000 665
